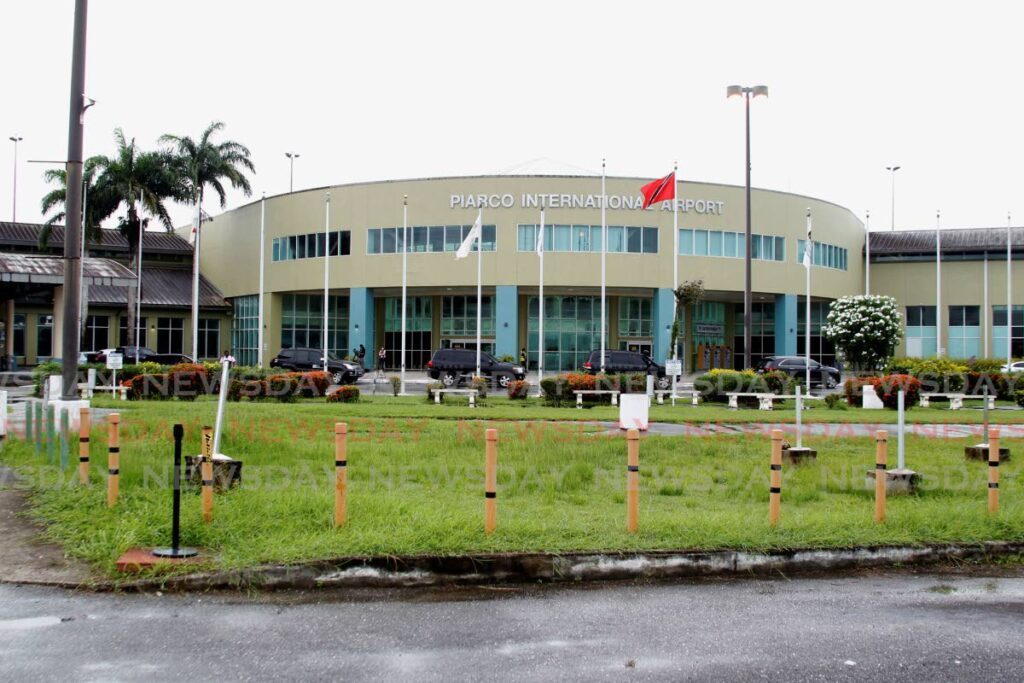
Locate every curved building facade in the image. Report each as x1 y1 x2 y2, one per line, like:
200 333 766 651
199 175 867 371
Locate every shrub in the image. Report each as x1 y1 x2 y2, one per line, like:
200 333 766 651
507 379 531 399
966 358 1006 373
127 373 174 400
761 370 796 395
1016 387 1024 408
540 373 604 406
426 382 444 403
964 372 1013 401
167 363 208 400
694 369 763 403
228 378 264 401
470 376 488 398
868 374 921 409
389 376 401 396
282 371 330 398
823 295 902 370
327 385 360 403
843 377 869 406
32 361 62 398
824 393 845 410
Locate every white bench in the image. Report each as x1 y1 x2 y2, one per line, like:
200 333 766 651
920 393 994 410
434 388 478 407
91 385 129 400
727 392 823 410
655 390 701 406
574 390 620 409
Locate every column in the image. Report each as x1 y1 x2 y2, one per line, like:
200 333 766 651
348 288 375 361
52 286 65 359
774 294 798 356
652 288 675 362
495 285 518 360
4 299 13 359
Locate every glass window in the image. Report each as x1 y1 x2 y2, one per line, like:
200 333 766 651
590 226 602 252
380 227 396 253
119 316 147 348
518 225 534 252
481 225 496 251
775 236 785 261
272 239 281 261
694 230 708 256
83 315 109 351
708 231 723 256
444 226 462 252
751 234 762 259
723 232 737 258
156 317 184 355
232 296 259 366
607 226 624 252
367 229 380 254
554 225 571 251
626 227 642 253
197 318 220 360
679 229 693 255
642 227 658 254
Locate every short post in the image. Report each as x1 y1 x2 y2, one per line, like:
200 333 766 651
78 407 91 485
0 390 7 442
769 429 783 526
59 409 69 471
152 424 198 559
626 428 639 533
484 428 498 534
982 385 990 446
795 385 803 449
874 430 887 523
897 390 906 470
107 413 120 508
46 404 55 465
201 426 214 524
26 401 34 451
989 427 1001 514
334 422 348 527
35 400 44 453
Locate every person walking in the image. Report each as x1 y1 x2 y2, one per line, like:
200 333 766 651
377 346 387 372
358 344 366 367
519 347 528 369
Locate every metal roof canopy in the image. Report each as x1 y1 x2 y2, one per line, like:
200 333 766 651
869 226 1024 255
0 253 136 287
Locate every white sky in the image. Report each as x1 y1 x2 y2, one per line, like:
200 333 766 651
1 0 1021 232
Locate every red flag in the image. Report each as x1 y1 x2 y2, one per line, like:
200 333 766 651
640 172 676 210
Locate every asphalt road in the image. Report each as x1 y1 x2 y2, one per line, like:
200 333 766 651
1 572 1022 681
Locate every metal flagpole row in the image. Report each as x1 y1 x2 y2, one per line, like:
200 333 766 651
323 193 330 372
600 159 606 373
476 210 482 378
536 206 545 395
401 196 408 394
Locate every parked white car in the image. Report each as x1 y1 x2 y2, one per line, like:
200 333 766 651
1000 360 1024 374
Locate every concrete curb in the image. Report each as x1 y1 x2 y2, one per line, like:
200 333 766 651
101 540 1024 592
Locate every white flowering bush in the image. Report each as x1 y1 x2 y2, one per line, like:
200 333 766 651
822 295 902 371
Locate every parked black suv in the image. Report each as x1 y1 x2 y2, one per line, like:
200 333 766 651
426 349 526 387
756 355 840 389
270 348 364 385
581 350 671 389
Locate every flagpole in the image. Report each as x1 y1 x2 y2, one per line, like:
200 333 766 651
323 192 330 372
864 210 871 296
672 162 679 397
936 209 942 358
805 208 811 393
537 205 545 394
476 209 482 378
257 193 266 367
600 158 607 373
191 197 201 361
135 195 143 362
1008 211 1013 370
401 195 408 394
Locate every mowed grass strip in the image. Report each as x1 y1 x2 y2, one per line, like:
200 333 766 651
3 400 1021 577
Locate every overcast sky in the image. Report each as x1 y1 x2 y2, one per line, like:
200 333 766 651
1 0 1020 232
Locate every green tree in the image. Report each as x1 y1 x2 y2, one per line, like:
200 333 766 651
90 129 183 348
38 156 111 247
670 280 705 364
822 295 903 371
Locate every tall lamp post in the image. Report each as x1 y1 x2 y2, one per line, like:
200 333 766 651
8 136 22 221
726 84 768 370
285 152 300 193
885 165 900 231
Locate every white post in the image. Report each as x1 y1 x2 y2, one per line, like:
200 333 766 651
323 193 330 372
864 210 871 295
1008 212 1013 370
983 249 989 358
805 209 812 393
476 211 482 378
936 210 942 357
400 196 408 393
600 158 606 373
672 162 678 399
135 198 143 361
191 198 201 361
212 359 231 456
897 389 906 470
795 384 802 449
257 193 266 368
0 390 6 439
86 367 96 398
537 206 545 395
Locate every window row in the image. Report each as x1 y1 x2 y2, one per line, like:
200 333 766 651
517 225 659 254
797 239 848 271
272 231 351 261
367 225 497 254
679 229 785 262
906 305 1023 328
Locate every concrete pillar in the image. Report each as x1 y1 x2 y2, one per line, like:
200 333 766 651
348 288 375 361
4 299 13 358
774 294 798 356
52 286 65 360
652 288 675 362
495 285 518 360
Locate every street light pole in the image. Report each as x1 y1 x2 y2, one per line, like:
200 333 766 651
61 0 88 401
727 84 768 370
8 136 22 221
886 166 900 231
285 152 300 193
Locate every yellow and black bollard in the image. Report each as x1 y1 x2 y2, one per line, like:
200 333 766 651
874 430 887 523
769 429 783 526
627 428 640 533
107 413 120 507
989 427 1001 514
78 407 91 485
201 426 214 523
334 422 348 527
484 428 498 534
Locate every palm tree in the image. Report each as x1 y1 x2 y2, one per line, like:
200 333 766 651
38 156 112 247
160 121 254 357
90 128 183 349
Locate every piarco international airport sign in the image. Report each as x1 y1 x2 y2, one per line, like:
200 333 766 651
449 193 725 215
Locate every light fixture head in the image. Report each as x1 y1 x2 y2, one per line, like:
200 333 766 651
752 85 768 98
726 85 742 98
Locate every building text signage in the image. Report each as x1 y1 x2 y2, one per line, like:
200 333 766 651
450 193 725 215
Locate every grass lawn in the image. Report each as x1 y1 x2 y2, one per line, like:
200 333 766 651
3 399 1021 579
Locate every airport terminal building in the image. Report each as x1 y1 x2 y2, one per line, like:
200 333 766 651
0 174 1021 370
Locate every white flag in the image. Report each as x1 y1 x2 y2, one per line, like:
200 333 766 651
455 211 482 259
535 223 544 256
803 238 813 268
